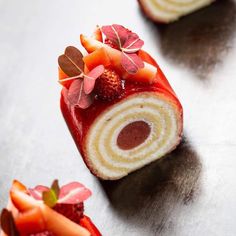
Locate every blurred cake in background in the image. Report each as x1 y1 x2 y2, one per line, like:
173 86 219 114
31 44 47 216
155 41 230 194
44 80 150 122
138 0 215 23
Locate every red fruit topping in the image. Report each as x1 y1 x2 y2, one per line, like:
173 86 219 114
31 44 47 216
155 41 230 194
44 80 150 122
11 179 27 192
95 69 122 101
80 215 101 236
53 202 84 224
80 35 157 83
83 47 111 71
104 38 119 50
92 26 103 42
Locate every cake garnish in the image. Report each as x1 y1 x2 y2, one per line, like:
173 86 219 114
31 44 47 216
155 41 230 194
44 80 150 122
94 68 122 101
58 46 104 108
1 179 101 236
0 209 19 236
29 179 92 207
28 180 91 225
58 46 84 77
58 25 158 109
101 24 144 74
92 25 103 42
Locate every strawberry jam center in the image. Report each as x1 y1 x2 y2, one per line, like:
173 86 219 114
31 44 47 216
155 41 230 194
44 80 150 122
117 121 151 150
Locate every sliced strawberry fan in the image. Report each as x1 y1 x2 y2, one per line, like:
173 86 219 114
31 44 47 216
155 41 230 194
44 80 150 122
0 180 101 236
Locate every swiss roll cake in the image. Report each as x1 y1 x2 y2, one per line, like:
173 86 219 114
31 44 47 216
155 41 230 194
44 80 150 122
58 25 183 180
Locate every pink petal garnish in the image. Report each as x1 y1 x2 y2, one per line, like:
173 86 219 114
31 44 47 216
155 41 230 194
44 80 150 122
84 65 105 94
102 24 128 48
102 24 145 74
58 182 92 204
68 79 93 109
122 32 144 53
121 52 145 74
28 185 50 200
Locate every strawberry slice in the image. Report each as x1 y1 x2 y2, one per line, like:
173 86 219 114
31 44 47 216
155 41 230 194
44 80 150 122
10 189 90 236
92 26 103 42
11 180 27 192
15 207 45 234
10 189 41 212
80 215 101 236
83 47 111 71
80 35 157 83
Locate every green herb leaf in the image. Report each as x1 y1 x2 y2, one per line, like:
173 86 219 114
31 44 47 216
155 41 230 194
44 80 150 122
42 179 60 207
0 209 19 236
51 179 60 199
42 189 58 208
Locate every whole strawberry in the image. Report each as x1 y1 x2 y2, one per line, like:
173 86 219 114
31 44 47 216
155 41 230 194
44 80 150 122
53 202 84 224
95 69 123 101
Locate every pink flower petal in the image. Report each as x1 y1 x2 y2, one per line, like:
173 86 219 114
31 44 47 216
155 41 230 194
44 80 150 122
102 24 145 75
84 65 104 94
68 79 93 109
122 33 144 53
28 185 50 200
121 52 145 74
102 24 128 48
58 182 92 204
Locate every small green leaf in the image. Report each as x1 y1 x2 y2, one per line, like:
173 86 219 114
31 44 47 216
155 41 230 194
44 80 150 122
42 180 60 207
42 189 58 208
51 179 60 199
0 208 19 236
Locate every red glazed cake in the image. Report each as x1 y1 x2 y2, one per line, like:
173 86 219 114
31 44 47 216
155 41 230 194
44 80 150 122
58 25 183 180
0 180 101 236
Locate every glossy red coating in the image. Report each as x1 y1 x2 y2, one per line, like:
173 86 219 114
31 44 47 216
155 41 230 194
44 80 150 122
60 51 183 175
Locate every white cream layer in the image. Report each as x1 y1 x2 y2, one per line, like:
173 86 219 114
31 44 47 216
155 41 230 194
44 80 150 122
85 92 181 179
143 0 214 22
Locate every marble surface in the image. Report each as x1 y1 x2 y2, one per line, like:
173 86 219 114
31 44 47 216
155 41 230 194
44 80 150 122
0 0 236 235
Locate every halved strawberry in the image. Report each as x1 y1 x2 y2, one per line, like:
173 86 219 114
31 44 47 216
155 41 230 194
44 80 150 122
80 215 101 236
15 207 45 234
83 47 111 71
10 189 40 212
92 26 103 42
11 179 27 192
80 35 157 83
